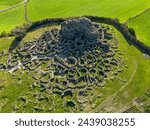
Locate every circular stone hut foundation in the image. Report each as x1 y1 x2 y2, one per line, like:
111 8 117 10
2 17 127 112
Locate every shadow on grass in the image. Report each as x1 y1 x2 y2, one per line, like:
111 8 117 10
9 38 21 52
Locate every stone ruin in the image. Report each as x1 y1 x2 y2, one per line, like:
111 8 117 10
58 17 109 58
0 17 127 112
59 17 99 40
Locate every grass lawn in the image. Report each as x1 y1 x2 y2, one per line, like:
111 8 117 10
0 4 26 33
0 5 9 10
28 0 150 22
0 0 23 6
0 37 15 51
128 10 150 46
1 0 150 34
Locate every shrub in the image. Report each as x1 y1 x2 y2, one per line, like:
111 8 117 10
129 28 136 37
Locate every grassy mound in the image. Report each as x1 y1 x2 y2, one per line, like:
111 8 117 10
0 20 149 112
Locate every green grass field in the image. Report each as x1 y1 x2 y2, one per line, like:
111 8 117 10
0 0 22 6
0 4 26 33
1 0 150 33
28 0 150 22
0 0 150 48
128 10 150 46
0 5 9 10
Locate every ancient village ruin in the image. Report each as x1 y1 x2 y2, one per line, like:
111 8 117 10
0 17 127 112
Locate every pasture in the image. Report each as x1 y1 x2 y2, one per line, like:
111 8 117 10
128 9 150 46
0 0 23 6
28 0 150 22
0 4 25 33
1 0 150 33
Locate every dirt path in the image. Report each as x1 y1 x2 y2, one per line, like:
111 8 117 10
0 0 28 13
90 59 138 112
